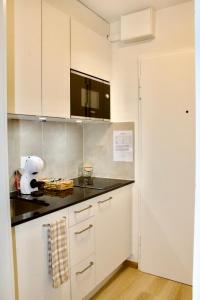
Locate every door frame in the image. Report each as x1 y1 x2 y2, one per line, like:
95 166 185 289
0 0 15 299
193 0 200 298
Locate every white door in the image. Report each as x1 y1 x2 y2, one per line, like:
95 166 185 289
139 50 195 284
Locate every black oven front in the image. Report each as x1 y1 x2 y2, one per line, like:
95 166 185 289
70 70 110 120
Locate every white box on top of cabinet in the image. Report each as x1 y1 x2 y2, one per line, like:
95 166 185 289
12 185 132 300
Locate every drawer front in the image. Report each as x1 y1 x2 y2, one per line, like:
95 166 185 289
69 200 94 227
71 255 95 300
69 217 95 266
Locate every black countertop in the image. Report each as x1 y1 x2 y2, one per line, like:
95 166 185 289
11 177 134 227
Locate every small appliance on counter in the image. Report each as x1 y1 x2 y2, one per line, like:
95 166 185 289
20 156 44 195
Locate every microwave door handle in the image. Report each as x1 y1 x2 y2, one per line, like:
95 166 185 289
87 80 92 116
83 79 90 117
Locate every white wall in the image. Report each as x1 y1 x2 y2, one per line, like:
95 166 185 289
0 0 15 299
110 1 194 261
193 0 200 298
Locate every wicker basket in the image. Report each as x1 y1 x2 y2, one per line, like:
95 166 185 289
43 179 74 191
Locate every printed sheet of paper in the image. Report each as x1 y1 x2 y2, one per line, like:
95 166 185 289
113 130 133 162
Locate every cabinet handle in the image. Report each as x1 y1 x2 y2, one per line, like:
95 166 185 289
98 196 112 204
76 262 94 275
75 224 93 235
74 205 92 214
43 216 66 227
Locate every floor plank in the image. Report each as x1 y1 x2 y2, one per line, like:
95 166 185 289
91 267 192 300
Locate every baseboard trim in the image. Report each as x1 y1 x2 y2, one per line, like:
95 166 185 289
123 260 138 269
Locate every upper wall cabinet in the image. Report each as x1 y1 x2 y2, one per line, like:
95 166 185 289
7 0 70 118
7 0 42 115
71 19 111 82
42 1 70 118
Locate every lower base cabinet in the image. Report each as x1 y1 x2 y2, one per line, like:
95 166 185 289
13 185 132 300
13 208 70 300
95 186 132 285
71 255 96 300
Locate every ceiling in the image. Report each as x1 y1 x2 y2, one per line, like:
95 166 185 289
79 0 191 22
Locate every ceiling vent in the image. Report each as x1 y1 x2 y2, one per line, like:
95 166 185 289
120 8 155 43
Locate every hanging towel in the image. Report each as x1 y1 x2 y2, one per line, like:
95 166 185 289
48 218 68 288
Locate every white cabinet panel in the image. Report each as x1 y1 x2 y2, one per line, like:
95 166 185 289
13 209 71 300
42 1 70 118
7 0 41 115
69 217 95 266
71 19 111 81
140 50 195 284
95 186 132 284
68 199 94 227
71 254 95 300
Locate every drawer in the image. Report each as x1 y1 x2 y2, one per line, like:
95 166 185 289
71 255 95 300
69 217 95 266
69 200 94 227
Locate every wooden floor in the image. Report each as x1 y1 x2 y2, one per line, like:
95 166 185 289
91 267 192 300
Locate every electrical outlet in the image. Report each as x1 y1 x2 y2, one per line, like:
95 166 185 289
20 156 27 170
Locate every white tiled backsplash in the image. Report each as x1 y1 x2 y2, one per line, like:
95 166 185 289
8 120 134 191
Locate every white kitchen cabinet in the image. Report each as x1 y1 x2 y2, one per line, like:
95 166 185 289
95 185 132 284
13 209 71 300
7 0 71 118
69 217 95 267
42 1 70 118
13 185 133 300
7 0 42 115
68 198 95 227
71 254 96 300
71 19 111 82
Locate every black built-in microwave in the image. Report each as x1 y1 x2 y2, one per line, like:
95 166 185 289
70 70 110 120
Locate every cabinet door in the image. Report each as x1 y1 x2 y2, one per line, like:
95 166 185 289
13 209 71 300
71 254 96 300
7 0 41 115
95 186 132 284
69 217 95 266
71 19 111 82
42 1 70 118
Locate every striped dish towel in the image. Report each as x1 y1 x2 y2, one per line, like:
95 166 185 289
48 218 68 288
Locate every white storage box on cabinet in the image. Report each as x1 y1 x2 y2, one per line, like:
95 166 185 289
13 209 70 300
95 186 132 284
71 254 96 300
69 217 95 266
71 19 111 81
68 199 94 227
120 8 155 42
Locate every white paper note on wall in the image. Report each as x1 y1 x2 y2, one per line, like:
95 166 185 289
113 130 133 162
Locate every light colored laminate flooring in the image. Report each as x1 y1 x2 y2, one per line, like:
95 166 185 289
91 267 192 300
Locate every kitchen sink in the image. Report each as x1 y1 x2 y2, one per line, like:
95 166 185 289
11 198 49 218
